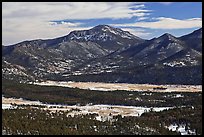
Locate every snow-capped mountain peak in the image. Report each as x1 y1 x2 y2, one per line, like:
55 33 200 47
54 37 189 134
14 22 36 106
152 33 182 45
158 33 177 41
66 25 142 42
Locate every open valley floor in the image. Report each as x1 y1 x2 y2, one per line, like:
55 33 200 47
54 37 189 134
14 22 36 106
2 80 202 135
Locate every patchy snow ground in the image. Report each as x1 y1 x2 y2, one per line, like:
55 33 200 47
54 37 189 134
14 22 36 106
165 124 196 135
2 96 173 121
2 104 17 109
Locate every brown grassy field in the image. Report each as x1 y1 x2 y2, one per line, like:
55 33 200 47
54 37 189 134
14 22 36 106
34 81 202 92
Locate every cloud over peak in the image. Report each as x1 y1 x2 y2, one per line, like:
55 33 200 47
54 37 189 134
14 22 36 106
112 17 202 29
2 2 202 45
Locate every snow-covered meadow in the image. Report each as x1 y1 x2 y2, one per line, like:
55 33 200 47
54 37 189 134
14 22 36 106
2 96 172 121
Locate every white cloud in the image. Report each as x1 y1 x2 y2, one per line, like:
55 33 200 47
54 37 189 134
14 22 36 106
2 2 150 45
112 17 202 29
49 21 82 27
2 2 148 20
2 19 92 45
122 28 151 38
137 17 148 21
158 2 173 5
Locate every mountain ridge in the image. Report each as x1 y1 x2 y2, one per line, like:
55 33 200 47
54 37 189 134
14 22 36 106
2 25 202 84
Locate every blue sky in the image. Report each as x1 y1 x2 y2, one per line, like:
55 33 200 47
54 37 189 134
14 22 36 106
2 2 202 45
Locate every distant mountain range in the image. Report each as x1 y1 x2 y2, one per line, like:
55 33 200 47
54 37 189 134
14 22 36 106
2 25 202 84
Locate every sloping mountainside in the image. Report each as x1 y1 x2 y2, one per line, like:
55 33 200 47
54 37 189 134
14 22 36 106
2 25 202 84
179 28 202 52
